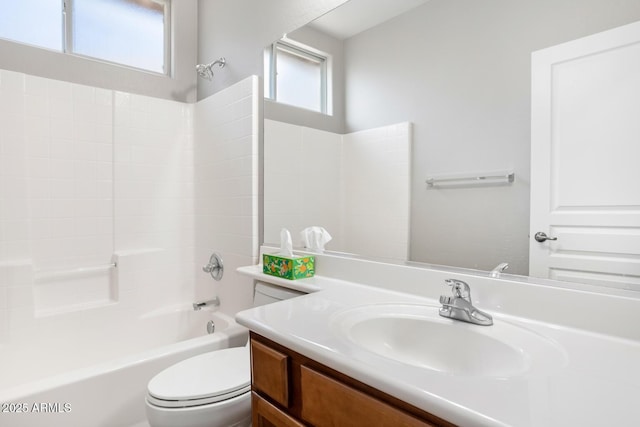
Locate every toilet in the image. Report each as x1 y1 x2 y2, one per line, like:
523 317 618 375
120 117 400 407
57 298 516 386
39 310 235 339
145 282 304 427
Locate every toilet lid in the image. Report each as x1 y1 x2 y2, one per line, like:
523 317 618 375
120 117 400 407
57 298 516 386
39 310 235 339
147 346 250 408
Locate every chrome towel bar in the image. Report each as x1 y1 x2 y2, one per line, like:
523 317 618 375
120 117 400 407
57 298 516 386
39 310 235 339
426 172 515 187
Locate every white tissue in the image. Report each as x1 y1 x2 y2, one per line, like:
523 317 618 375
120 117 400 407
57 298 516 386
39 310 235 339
300 226 332 253
279 228 294 257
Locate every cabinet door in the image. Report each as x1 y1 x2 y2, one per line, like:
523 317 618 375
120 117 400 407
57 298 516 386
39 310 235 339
251 339 290 407
252 392 305 427
300 366 436 427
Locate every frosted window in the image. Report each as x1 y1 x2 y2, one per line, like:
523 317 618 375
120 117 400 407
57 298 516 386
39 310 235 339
265 40 328 114
0 0 63 51
71 0 167 73
0 0 169 74
275 46 323 112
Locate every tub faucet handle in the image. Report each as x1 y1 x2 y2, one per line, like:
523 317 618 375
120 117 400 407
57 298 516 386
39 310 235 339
203 252 224 281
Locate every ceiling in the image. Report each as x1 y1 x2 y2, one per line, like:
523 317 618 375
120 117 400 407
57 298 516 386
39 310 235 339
308 0 429 40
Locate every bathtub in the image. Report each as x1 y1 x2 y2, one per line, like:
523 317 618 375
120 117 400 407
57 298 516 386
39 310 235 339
0 306 247 427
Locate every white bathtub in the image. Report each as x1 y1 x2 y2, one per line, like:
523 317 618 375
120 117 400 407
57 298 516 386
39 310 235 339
0 307 247 427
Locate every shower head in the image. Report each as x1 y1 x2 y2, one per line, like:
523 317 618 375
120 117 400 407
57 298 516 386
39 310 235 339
196 57 226 81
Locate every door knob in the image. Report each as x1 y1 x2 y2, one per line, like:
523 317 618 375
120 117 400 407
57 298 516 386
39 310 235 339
534 232 558 243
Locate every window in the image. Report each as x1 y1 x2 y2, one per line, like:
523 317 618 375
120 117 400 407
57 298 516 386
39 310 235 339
0 0 63 51
0 0 170 74
264 38 330 114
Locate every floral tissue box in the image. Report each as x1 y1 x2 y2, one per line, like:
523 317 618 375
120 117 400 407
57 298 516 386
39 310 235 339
263 254 315 280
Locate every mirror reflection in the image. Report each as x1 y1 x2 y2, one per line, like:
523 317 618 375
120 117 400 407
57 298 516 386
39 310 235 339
263 0 640 288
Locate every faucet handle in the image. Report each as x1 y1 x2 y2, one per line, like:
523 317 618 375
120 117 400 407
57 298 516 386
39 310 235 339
439 295 453 306
203 252 224 281
445 279 471 300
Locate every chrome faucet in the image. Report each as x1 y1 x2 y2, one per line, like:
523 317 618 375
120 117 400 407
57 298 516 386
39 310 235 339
439 279 493 326
490 262 509 277
193 296 220 311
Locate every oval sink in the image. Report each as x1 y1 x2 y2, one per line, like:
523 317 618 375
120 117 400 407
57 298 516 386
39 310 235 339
330 304 566 378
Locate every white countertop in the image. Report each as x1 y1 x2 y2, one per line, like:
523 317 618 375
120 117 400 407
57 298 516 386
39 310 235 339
236 265 640 427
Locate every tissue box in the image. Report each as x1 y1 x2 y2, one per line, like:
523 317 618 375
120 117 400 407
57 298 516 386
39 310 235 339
263 254 315 280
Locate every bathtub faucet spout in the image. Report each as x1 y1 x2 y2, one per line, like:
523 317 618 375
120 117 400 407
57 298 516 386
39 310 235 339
193 297 220 311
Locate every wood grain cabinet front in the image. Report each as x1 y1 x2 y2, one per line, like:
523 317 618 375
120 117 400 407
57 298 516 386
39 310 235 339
300 365 436 427
252 392 305 427
250 338 291 408
249 333 456 427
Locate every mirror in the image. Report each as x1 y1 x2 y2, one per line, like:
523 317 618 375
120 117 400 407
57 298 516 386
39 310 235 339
263 0 640 284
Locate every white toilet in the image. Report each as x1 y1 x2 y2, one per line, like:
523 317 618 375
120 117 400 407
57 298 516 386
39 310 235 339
145 282 304 427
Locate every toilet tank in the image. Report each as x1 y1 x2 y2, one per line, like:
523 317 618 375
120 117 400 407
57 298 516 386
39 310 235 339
253 281 305 307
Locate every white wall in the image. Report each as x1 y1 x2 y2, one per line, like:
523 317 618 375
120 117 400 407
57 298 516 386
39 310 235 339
264 120 343 249
343 0 640 274
0 68 197 381
0 69 196 313
0 69 259 380
0 1 198 102
264 119 410 261
197 0 350 99
341 123 411 261
113 91 196 312
194 76 261 316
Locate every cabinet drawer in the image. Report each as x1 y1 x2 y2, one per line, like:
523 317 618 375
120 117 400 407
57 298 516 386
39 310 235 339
301 366 436 427
251 338 290 407
252 392 305 427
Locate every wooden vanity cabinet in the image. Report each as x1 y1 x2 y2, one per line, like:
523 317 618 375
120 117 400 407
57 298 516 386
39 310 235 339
250 333 456 427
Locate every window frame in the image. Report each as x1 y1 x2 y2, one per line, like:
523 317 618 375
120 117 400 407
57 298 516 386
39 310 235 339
64 0 172 75
265 37 330 115
0 0 172 76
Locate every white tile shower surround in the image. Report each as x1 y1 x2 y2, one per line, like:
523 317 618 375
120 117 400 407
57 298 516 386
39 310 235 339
0 69 259 389
193 77 260 316
342 124 411 259
264 120 342 250
264 119 410 261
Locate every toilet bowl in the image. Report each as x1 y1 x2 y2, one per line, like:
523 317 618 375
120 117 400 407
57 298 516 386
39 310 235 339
145 346 251 427
146 282 304 427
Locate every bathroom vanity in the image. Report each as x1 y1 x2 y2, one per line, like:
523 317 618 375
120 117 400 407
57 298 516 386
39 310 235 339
236 250 640 426
250 333 453 427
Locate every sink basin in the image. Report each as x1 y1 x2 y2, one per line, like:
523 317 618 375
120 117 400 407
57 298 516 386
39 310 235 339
330 304 566 378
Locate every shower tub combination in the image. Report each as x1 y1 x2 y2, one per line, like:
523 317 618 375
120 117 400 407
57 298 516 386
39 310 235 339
0 306 247 427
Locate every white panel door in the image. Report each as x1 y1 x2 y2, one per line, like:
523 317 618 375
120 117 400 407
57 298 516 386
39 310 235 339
530 21 640 290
